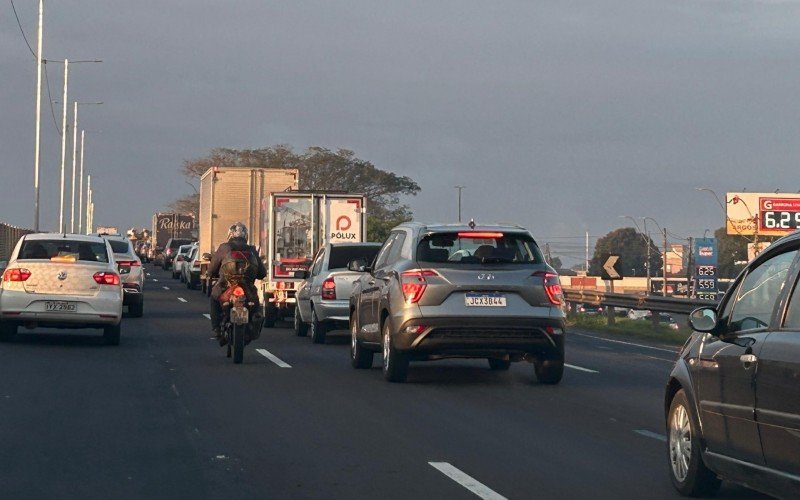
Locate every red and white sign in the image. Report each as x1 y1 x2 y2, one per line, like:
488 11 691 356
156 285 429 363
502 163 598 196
328 198 362 243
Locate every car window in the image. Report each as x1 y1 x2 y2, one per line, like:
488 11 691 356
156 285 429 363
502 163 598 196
416 231 544 264
386 233 406 265
328 245 381 270
782 271 800 329
108 240 131 254
729 250 798 332
310 249 324 276
18 239 110 263
373 233 399 270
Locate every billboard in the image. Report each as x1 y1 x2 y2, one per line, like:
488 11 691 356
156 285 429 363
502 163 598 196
726 192 800 236
326 198 363 243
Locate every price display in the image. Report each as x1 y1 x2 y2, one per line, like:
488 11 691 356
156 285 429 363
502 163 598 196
696 292 717 301
759 198 800 235
696 265 716 277
696 279 716 290
761 211 800 230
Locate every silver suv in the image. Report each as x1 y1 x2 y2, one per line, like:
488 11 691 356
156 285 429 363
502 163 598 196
348 222 566 383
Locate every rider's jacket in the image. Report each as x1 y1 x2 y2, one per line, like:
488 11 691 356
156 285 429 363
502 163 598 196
208 237 267 300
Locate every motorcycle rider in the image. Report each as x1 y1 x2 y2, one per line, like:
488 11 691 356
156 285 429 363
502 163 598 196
208 222 267 344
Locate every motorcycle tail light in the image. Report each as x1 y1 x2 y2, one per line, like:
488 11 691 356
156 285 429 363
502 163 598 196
232 287 245 297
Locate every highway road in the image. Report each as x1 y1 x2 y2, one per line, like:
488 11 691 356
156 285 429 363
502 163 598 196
0 265 767 499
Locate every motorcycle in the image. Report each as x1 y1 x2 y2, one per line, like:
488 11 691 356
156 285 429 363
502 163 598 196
218 251 263 364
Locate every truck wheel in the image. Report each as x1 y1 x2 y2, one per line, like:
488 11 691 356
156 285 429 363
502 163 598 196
263 302 277 328
294 306 308 337
310 308 327 344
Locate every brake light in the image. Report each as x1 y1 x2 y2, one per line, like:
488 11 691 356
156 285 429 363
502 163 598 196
457 232 504 239
3 268 31 282
321 278 336 300
400 269 438 304
534 271 563 306
232 287 245 297
93 272 120 285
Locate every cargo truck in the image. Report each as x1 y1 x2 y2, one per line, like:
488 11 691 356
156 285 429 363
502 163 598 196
197 167 299 295
150 213 196 264
262 191 367 326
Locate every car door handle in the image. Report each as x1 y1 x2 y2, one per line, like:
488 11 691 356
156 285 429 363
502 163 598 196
740 354 758 368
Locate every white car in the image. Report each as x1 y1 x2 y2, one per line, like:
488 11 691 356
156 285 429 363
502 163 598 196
171 244 194 280
0 233 123 345
97 233 145 317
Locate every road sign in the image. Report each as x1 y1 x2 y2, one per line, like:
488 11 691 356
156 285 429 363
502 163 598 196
601 254 623 280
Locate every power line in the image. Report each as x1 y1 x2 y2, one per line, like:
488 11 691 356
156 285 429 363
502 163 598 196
43 62 61 135
9 0 36 59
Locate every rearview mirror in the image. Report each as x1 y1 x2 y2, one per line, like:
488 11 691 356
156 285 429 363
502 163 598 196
689 307 717 333
202 253 212 261
348 258 369 273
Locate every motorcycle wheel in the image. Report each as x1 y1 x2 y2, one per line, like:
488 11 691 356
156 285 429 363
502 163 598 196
232 323 244 364
226 327 232 358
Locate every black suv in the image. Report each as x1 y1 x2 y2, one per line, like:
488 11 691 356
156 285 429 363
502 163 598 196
665 232 800 497
161 238 193 270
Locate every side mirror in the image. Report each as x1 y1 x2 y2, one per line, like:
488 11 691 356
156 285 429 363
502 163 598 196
202 253 212 261
348 258 369 273
689 307 717 333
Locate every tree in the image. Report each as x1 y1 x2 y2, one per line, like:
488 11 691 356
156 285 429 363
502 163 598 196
715 227 749 279
176 145 420 241
168 193 199 218
589 227 662 278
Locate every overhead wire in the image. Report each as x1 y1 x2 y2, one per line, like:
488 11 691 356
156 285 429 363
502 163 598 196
9 0 36 59
42 62 61 135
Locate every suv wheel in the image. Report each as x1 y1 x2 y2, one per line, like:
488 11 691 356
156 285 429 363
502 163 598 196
382 319 408 382
310 308 327 344
350 314 373 369
533 356 564 384
488 358 511 370
294 305 308 337
668 389 720 496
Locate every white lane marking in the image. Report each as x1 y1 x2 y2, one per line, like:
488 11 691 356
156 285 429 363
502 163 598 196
429 462 507 500
565 363 599 374
636 353 675 364
177 297 187 303
152 278 158 282
571 331 678 354
163 286 170 290
635 429 667 442
146 273 151 276
203 314 211 320
256 349 291 368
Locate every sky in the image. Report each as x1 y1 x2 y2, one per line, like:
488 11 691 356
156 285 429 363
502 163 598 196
3 0 800 266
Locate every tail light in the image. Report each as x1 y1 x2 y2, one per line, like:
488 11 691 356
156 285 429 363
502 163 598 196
232 287 245 297
166 248 174 256
93 272 120 285
533 271 563 306
321 278 336 300
3 268 32 282
400 269 438 304
457 232 504 239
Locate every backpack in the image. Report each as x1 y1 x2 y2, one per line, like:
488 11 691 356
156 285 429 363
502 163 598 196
220 248 258 286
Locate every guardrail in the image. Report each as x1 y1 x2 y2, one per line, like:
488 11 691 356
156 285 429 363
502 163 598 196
0 223 34 262
563 287 718 326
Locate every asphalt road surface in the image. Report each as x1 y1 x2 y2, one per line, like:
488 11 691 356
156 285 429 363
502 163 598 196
0 265 768 499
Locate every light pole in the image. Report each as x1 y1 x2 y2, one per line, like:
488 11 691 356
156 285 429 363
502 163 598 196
644 217 668 297
70 102 102 232
33 0 43 231
620 215 652 293
454 185 466 222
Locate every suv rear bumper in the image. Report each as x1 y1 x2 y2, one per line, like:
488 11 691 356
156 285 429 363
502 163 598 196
394 316 565 357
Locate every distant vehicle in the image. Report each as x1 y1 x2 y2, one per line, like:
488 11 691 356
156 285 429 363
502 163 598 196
294 242 382 343
151 213 195 266
94 226 119 235
348 222 566 383
171 244 194 280
577 303 604 315
182 245 202 289
666 232 800 497
627 309 649 320
162 238 194 271
0 233 123 344
134 241 151 263
97 233 145 318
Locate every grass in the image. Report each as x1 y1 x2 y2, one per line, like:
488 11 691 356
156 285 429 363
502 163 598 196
567 313 691 346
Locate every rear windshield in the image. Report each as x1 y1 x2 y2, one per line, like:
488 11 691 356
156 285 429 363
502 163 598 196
416 232 544 264
169 239 192 248
329 245 381 269
19 239 110 263
108 240 131 254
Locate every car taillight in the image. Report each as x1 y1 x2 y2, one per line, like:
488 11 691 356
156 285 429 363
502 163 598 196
457 232 504 239
3 268 31 282
93 272 120 285
400 269 438 304
166 248 174 256
321 278 336 300
534 271 563 306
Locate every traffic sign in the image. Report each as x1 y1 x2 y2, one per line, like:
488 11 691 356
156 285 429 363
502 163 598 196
601 254 623 280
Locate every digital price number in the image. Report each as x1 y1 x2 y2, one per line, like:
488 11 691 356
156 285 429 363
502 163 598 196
696 279 716 290
759 198 800 234
696 265 716 277
696 292 717 301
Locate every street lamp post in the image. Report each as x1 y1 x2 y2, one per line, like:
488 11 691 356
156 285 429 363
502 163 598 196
643 217 668 297
454 185 466 222
32 0 43 231
620 215 652 294
58 60 69 233
70 102 102 232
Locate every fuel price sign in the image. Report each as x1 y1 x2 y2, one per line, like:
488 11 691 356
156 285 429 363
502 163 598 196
759 198 800 235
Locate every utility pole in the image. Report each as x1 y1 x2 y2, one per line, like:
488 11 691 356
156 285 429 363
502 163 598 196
585 231 590 273
643 218 651 294
454 185 465 222
58 59 69 233
687 237 694 298
70 101 78 232
663 228 668 297
33 0 43 231
85 175 91 234
78 130 85 234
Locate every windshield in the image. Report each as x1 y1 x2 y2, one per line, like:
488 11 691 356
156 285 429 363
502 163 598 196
19 239 110 263
416 231 544 264
329 245 381 270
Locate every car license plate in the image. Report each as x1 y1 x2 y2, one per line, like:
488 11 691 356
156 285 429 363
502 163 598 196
465 293 506 307
45 301 77 312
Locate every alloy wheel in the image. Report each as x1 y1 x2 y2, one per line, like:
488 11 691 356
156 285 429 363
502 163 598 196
670 403 692 482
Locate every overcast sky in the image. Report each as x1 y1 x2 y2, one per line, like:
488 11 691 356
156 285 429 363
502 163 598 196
3 1 800 265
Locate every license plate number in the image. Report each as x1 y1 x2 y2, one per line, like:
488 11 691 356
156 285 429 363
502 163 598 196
45 301 77 312
465 294 506 307
231 307 249 325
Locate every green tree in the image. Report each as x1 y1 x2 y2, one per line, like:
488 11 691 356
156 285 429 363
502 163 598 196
589 227 662 277
176 145 420 241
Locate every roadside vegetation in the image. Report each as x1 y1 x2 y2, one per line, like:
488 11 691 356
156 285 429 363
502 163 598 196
567 313 691 346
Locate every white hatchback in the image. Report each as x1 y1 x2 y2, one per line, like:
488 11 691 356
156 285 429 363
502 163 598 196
0 233 123 345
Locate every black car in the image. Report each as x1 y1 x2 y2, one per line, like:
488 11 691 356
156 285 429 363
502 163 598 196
161 238 193 270
665 231 800 497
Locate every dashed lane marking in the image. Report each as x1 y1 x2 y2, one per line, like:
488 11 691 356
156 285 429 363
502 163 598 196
163 286 170 290
177 297 187 303
256 349 291 368
203 314 211 320
635 429 667 442
429 462 507 500
152 278 158 282
564 363 599 374
571 331 678 354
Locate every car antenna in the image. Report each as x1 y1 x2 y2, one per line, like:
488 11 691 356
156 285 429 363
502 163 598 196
468 219 476 229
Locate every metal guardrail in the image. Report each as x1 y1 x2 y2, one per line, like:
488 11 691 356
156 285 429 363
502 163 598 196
0 223 34 262
563 288 718 316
